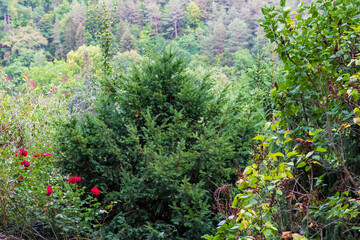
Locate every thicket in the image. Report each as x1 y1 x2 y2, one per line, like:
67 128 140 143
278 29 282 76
206 0 360 239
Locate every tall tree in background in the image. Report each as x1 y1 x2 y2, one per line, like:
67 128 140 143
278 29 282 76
38 13 54 41
119 28 136 52
226 17 250 52
164 0 185 38
52 16 63 59
64 16 76 54
125 0 143 28
144 0 161 34
185 1 201 29
75 22 86 48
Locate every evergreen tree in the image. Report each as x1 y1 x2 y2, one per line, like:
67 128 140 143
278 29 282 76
64 16 76 54
119 28 136 52
75 22 86 49
52 16 63 59
185 1 201 28
144 0 161 34
226 17 250 52
55 48 253 239
38 13 54 41
163 0 185 38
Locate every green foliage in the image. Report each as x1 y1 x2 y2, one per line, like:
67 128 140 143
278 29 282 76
207 0 360 239
55 48 262 239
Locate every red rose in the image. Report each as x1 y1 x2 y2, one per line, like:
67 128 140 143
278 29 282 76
46 185 53 196
33 154 42 158
20 160 30 167
91 187 100 195
69 176 81 184
20 149 27 157
43 153 52 157
18 177 24 183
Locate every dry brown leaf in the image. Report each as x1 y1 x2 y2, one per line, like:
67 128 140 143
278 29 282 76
281 231 292 239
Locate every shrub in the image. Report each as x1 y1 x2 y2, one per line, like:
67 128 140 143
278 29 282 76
55 47 263 239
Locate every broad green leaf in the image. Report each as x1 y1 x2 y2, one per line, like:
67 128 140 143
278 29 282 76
297 162 306 168
305 151 314 158
268 152 285 161
315 147 327 152
309 129 323 135
244 166 252 175
287 151 299 157
286 171 294 178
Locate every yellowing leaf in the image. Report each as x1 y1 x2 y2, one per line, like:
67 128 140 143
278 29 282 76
244 166 252 175
287 151 299 157
286 171 294 179
253 135 265 141
268 152 285 161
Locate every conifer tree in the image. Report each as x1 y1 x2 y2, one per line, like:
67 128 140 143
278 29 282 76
52 16 63 59
64 16 76 54
119 28 136 52
163 0 185 38
144 0 161 34
226 17 250 52
55 48 257 239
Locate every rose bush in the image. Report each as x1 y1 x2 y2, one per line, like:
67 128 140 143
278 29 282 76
0 75 104 239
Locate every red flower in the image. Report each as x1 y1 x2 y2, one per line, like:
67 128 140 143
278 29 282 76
43 153 52 157
69 176 81 184
46 185 53 196
33 154 42 158
91 187 100 195
20 149 27 157
20 160 30 167
18 177 24 183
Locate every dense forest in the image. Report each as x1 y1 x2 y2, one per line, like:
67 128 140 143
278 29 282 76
1 0 360 239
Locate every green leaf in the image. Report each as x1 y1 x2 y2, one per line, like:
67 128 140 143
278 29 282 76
305 151 314 158
305 166 311 172
286 171 294 178
315 147 327 152
280 0 286 7
287 151 299 157
268 152 285 161
309 129 323 135
244 166 252 175
297 162 306 168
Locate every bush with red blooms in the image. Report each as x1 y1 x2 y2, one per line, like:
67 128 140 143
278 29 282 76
20 160 30 167
91 187 100 195
19 149 27 156
46 185 53 196
1 148 104 239
69 176 81 184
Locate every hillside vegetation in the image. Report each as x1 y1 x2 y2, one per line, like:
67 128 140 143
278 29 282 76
1 0 360 239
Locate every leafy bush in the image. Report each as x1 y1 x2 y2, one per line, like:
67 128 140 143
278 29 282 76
206 0 360 239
